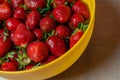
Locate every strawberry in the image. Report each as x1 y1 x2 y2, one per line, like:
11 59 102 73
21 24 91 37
0 0 3 4
53 5 71 23
27 41 49 62
11 0 24 8
26 11 42 30
6 18 21 31
40 17 56 32
53 0 66 7
54 25 71 38
24 0 46 10
72 1 90 19
0 3 12 20
25 64 34 70
69 14 84 29
46 36 66 57
12 23 34 47
1 62 17 71
70 30 83 48
42 55 57 64
33 28 43 40
0 29 12 57
14 7 26 20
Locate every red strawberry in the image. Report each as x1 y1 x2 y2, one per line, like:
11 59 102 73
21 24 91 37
42 55 57 64
53 0 66 7
10 30 14 42
6 18 21 31
25 64 34 70
70 30 83 48
46 36 66 57
0 3 12 20
69 14 84 29
72 1 90 19
53 5 71 23
33 28 43 40
40 17 56 32
1 62 17 71
0 30 12 57
0 0 3 4
24 0 46 10
27 41 49 62
54 25 71 38
14 7 26 20
11 0 24 8
12 23 34 47
26 11 42 30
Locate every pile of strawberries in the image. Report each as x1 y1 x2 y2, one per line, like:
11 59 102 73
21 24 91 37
0 0 90 71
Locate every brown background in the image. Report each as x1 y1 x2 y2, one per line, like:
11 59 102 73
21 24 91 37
49 0 120 80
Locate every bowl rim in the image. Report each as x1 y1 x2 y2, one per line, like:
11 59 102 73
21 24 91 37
0 0 96 74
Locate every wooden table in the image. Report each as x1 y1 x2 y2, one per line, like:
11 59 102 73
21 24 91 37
49 0 120 80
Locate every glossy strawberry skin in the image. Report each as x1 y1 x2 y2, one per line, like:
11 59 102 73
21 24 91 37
0 3 12 20
11 0 24 8
53 5 71 23
69 14 84 29
53 0 66 7
33 28 43 40
46 36 66 57
70 30 84 48
0 30 12 57
27 41 49 62
24 0 46 10
40 17 56 32
72 1 90 19
26 11 42 30
6 18 21 31
1 62 17 71
14 7 26 20
54 25 71 38
12 23 34 47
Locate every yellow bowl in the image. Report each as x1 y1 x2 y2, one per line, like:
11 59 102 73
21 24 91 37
0 0 95 80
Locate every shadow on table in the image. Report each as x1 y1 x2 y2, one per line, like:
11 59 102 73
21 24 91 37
48 1 120 80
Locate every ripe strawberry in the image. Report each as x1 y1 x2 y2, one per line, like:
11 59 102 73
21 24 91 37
54 25 71 38
42 55 57 64
0 30 12 57
53 0 66 7
40 17 56 32
27 41 49 62
14 7 26 20
26 11 42 30
46 36 66 57
6 18 21 31
1 62 17 71
0 3 12 20
11 0 24 8
70 30 84 48
72 1 90 19
25 64 34 70
69 14 84 29
33 29 43 40
53 5 71 23
0 0 3 4
24 0 46 10
12 23 34 47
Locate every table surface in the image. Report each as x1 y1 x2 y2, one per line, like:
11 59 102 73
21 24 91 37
48 0 120 80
